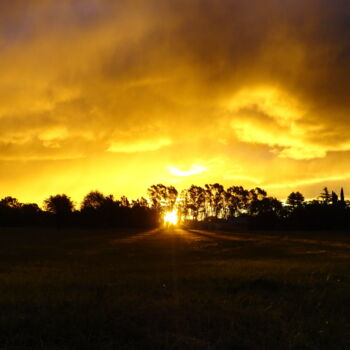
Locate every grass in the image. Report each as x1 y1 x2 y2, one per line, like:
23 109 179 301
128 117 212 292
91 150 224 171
0 227 349 349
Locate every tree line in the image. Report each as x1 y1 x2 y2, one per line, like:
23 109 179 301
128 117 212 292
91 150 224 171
0 192 159 228
148 184 350 230
0 185 349 230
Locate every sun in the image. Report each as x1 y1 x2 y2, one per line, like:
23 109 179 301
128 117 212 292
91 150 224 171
164 210 178 225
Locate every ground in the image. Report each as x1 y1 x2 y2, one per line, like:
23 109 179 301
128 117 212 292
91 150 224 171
0 227 349 349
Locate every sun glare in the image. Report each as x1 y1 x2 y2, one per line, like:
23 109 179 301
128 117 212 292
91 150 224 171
168 165 206 177
164 210 178 225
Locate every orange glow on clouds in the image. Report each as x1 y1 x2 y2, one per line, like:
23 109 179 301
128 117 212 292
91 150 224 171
0 1 350 203
168 165 206 177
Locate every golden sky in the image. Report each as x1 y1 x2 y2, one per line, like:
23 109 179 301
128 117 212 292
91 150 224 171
1 0 350 204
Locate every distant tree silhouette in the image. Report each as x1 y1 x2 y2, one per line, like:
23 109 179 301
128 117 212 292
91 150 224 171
147 184 178 211
319 187 331 204
287 192 305 207
20 203 42 225
120 196 130 208
226 186 250 216
331 191 338 205
181 185 206 221
247 188 268 216
204 184 226 218
44 194 74 227
0 197 21 225
340 188 345 206
249 196 283 216
82 191 111 210
131 197 148 208
0 196 21 208
0 184 349 230
80 191 116 226
44 194 74 215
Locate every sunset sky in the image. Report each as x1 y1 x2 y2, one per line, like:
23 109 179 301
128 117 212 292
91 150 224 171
1 0 350 204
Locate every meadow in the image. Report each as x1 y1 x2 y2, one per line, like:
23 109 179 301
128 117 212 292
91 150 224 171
0 227 349 349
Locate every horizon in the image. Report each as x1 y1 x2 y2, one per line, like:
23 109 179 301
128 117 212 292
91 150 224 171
1 182 348 208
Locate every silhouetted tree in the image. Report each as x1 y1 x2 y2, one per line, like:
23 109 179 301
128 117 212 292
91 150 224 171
287 192 305 207
147 184 178 211
226 186 250 217
21 203 42 225
340 188 345 206
81 191 110 210
44 194 74 227
331 191 338 205
182 185 206 221
118 196 129 208
249 196 283 216
44 194 74 215
249 188 267 201
246 188 268 216
319 187 331 204
204 184 226 218
0 196 21 208
0 184 349 230
131 197 148 208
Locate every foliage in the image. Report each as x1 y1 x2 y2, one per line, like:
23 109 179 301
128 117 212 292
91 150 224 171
0 185 349 230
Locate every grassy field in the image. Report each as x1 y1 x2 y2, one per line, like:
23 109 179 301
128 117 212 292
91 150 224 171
0 227 349 349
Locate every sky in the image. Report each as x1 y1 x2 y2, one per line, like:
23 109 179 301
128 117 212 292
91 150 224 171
1 0 350 205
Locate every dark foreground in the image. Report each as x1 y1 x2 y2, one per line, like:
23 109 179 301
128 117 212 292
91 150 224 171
0 227 349 350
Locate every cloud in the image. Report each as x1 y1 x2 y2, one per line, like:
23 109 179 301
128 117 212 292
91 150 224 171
168 165 206 177
108 138 171 153
0 0 350 201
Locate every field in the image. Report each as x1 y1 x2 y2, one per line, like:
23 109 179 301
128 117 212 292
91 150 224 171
0 227 349 350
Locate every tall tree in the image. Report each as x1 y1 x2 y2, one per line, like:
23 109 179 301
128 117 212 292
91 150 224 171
147 184 178 211
340 188 345 205
226 186 250 217
331 191 338 205
204 183 226 218
319 187 331 204
182 185 206 221
249 187 267 202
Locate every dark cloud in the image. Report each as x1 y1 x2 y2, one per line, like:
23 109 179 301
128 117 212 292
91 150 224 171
0 0 349 201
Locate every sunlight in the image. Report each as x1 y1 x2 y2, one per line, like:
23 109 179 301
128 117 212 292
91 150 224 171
168 165 206 177
164 210 178 225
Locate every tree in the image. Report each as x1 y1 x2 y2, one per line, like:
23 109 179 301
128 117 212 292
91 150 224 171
131 197 149 208
249 196 283 216
319 187 331 204
226 186 250 217
249 187 267 202
287 192 305 207
182 185 206 221
204 183 226 218
147 184 178 211
340 188 345 206
246 188 268 216
44 194 74 227
166 186 178 211
331 191 338 205
0 196 21 208
120 196 130 208
81 191 109 210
